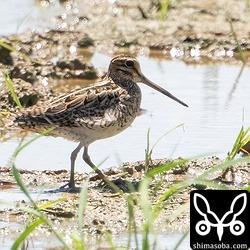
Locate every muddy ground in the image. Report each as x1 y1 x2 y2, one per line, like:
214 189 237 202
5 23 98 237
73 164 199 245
0 157 250 248
0 0 250 248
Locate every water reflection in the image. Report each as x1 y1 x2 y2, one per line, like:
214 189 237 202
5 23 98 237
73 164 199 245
203 66 219 107
225 63 246 107
202 66 219 125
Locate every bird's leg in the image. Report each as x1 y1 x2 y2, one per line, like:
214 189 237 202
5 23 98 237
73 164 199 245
83 146 122 194
60 142 84 190
69 142 85 188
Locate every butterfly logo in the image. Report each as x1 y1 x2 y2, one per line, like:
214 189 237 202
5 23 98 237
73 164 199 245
193 193 247 241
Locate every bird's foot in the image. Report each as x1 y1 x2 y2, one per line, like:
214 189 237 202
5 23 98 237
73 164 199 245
59 182 81 193
217 166 238 184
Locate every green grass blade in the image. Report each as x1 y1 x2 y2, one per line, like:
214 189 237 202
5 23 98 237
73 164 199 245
78 178 89 232
228 19 246 64
11 218 44 250
105 231 116 250
3 73 22 110
203 155 250 178
227 125 246 160
142 229 150 250
173 231 189 250
243 185 250 192
0 40 37 62
145 128 151 171
71 233 85 250
140 178 153 250
145 124 185 173
150 123 184 153
12 164 37 208
153 181 185 217
7 128 54 167
15 10 33 34
126 195 139 250
146 158 188 178
0 114 6 126
38 198 66 210
0 40 16 52
69 179 89 250
165 202 189 225
15 204 71 249
159 0 171 19
140 177 152 224
126 197 133 250
9 129 55 208
12 128 54 159
152 156 250 218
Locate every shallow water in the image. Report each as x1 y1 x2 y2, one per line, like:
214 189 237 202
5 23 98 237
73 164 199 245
1 53 250 173
115 233 190 250
0 232 189 250
0 185 63 210
0 0 64 35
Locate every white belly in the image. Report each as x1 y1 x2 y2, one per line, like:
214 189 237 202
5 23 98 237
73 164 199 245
49 109 137 145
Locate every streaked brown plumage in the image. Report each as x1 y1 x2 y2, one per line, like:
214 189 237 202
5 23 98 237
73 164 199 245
14 55 188 191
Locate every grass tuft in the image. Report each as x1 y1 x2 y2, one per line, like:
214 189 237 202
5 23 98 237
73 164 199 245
3 73 23 110
222 124 250 178
226 125 250 161
145 123 184 172
158 0 172 19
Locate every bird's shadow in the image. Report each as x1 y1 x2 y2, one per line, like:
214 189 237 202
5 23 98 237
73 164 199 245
95 178 141 193
44 178 141 194
44 186 81 194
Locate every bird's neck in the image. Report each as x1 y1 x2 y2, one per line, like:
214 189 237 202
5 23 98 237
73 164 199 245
107 75 138 93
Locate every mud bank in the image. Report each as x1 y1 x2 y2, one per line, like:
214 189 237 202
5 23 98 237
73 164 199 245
0 157 249 241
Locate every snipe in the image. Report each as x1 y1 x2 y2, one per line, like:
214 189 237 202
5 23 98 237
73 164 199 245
14 55 188 192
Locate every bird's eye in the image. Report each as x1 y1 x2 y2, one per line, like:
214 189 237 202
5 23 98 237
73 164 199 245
125 60 134 68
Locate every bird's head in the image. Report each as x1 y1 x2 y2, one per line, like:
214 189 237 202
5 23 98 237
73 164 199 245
108 55 188 107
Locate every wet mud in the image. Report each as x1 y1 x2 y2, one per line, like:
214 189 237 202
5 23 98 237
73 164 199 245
0 157 250 247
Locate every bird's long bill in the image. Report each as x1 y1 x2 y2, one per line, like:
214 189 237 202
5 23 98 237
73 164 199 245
141 75 188 107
